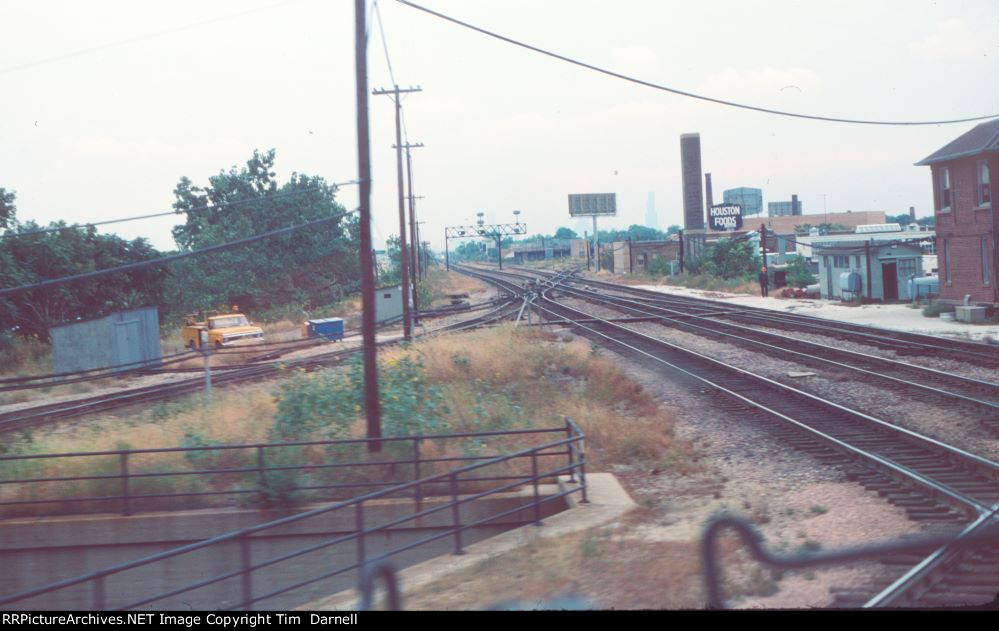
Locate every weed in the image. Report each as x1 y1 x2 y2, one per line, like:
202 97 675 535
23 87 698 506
809 505 828 515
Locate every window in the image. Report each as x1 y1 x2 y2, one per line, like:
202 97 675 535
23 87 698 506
854 255 861 268
939 167 952 211
898 258 917 279
833 255 849 268
979 160 991 207
984 238 992 286
944 240 952 283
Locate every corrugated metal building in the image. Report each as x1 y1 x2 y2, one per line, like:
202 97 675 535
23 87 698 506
50 307 162 375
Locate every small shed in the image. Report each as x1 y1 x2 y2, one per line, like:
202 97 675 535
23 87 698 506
50 307 162 375
375 285 404 323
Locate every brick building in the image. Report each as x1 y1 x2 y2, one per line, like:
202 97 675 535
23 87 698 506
916 119 998 304
611 239 681 275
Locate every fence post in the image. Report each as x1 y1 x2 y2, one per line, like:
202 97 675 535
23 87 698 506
531 451 542 526
449 473 464 555
256 447 266 505
93 575 106 610
119 452 131 516
412 439 422 512
356 500 366 571
565 418 576 483
240 535 253 611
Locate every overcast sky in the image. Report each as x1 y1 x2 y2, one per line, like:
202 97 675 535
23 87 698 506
2 0 997 251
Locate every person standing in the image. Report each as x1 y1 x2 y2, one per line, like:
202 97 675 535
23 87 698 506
759 267 769 298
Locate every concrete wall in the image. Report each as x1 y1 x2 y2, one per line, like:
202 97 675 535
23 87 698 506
0 493 566 611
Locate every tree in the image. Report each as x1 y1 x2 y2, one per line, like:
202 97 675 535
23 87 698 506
553 227 577 240
0 188 16 230
166 149 360 316
665 225 682 236
0 222 165 341
785 255 817 288
687 239 760 280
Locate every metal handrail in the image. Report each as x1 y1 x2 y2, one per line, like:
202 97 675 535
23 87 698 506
0 421 586 610
0 427 570 517
700 513 999 609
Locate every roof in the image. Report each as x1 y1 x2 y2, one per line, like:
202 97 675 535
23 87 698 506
799 231 934 254
916 118 999 166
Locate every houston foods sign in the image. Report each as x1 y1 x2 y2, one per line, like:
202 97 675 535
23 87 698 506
709 204 743 230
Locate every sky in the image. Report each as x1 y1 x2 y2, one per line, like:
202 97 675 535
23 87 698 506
2 0 998 252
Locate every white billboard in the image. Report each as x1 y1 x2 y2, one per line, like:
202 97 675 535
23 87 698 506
568 193 617 217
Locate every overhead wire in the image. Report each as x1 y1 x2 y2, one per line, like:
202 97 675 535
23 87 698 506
395 0 999 126
1 181 359 240
1 0 307 75
0 207 359 299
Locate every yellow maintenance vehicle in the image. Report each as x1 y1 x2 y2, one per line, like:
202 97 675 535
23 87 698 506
182 309 264 350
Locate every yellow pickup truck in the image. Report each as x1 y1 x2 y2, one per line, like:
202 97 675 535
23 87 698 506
182 311 264 350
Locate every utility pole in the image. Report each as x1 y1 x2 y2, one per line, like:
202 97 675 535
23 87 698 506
760 223 768 271
355 0 382 451
678 229 684 273
398 141 423 319
373 85 421 341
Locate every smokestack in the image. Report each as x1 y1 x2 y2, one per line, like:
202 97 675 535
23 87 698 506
680 134 704 231
705 173 714 210
909 206 916 222
791 194 800 216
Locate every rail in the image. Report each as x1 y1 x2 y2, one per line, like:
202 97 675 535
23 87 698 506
0 419 586 610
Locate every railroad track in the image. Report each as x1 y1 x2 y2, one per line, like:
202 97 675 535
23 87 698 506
515 265 999 369
459 263 999 608
0 294 521 433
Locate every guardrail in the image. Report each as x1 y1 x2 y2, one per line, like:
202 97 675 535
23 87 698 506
0 422 583 518
0 419 587 610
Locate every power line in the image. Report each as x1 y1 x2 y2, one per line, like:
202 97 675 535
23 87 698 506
1 0 307 75
0 208 358 299
1 181 359 240
395 0 999 127
373 0 398 86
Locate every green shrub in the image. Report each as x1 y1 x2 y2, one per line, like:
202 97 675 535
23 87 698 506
271 356 448 442
922 300 955 318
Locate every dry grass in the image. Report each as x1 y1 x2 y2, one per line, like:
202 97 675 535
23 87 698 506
0 389 277 517
2 324 695 516
382 325 695 473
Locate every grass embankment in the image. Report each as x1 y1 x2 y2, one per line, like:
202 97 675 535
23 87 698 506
0 325 696 517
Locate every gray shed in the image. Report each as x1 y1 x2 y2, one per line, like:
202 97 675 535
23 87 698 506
50 307 163 375
375 285 404 324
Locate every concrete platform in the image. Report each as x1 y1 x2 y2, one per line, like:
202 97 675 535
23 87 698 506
302 473 635 610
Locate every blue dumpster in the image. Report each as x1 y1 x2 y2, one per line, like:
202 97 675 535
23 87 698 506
306 317 345 341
